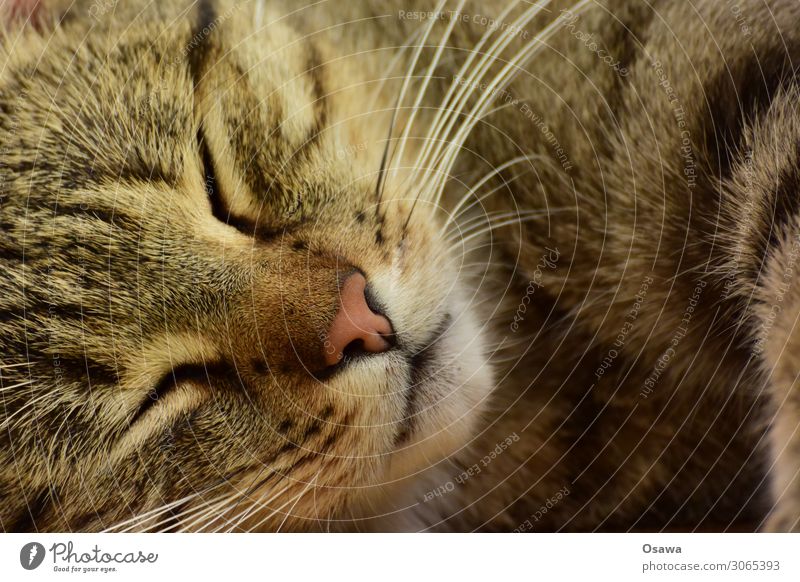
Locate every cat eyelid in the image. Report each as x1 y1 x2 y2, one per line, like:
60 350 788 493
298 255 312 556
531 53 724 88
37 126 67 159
197 128 299 243
127 361 236 430
198 129 231 226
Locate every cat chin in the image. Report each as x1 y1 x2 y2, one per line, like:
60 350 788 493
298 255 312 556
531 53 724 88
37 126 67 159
384 299 494 485
341 310 493 531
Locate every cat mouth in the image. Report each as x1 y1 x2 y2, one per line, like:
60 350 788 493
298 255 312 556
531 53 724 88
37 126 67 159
394 314 453 445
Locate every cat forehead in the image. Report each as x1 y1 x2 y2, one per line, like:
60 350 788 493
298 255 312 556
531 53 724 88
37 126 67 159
0 5 347 187
2 3 322 113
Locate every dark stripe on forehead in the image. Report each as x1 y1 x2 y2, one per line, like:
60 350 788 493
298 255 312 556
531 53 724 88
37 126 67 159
188 0 218 90
187 1 280 209
183 1 329 219
301 44 329 151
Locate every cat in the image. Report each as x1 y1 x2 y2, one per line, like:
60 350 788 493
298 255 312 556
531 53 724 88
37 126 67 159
0 0 798 532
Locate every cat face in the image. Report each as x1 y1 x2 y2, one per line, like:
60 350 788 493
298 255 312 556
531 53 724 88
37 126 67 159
0 0 493 531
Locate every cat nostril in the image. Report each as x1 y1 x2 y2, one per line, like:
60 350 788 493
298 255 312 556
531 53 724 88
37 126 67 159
324 272 394 367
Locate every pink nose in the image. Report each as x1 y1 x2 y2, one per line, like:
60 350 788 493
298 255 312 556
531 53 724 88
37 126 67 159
324 272 393 366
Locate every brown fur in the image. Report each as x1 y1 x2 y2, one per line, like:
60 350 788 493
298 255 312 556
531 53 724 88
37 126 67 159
0 0 798 531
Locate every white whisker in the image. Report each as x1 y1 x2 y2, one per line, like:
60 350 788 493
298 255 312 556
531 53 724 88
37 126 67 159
276 474 318 532
221 479 295 532
0 380 34 392
1 390 56 430
254 0 265 29
179 490 246 533
0 362 34 369
441 154 543 235
389 0 467 188
108 480 229 532
375 0 449 204
448 212 565 251
244 475 317 533
367 27 426 111
410 0 527 187
448 207 575 244
430 1 593 207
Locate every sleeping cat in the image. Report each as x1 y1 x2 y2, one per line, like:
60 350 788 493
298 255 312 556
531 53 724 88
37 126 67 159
0 0 798 531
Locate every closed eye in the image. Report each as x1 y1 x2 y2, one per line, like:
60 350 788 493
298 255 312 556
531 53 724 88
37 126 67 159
198 128 289 241
199 129 242 231
128 361 232 428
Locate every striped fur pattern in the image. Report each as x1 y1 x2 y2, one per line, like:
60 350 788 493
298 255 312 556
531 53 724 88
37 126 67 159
1 0 799 531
